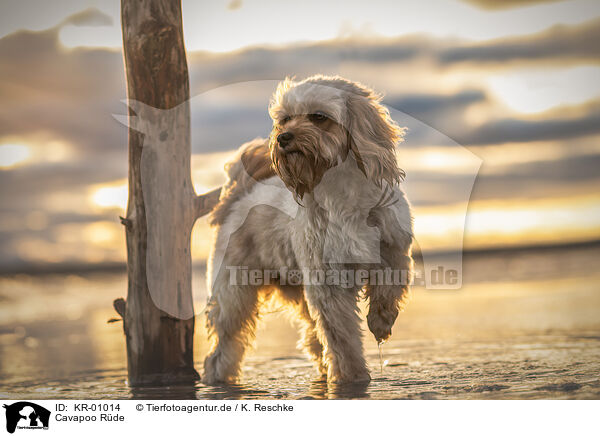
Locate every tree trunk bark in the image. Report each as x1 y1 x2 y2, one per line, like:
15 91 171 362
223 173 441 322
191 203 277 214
116 0 219 386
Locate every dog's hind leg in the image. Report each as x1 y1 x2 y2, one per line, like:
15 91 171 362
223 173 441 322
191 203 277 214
296 298 327 377
304 285 370 383
203 280 260 385
276 285 326 377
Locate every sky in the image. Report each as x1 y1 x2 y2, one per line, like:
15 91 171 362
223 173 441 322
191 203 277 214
0 0 599 271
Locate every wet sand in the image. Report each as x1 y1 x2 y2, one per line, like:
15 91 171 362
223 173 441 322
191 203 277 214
0 245 599 399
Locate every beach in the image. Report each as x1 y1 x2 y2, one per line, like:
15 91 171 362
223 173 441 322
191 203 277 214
1 243 599 399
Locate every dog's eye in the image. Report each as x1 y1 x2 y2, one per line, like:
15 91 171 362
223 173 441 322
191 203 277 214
308 112 328 123
280 115 291 124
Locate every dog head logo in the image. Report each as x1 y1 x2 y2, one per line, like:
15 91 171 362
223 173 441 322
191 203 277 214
3 402 50 434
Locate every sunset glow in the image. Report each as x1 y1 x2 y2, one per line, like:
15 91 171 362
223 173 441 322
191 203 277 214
0 144 31 169
414 195 600 251
487 66 600 114
90 181 128 211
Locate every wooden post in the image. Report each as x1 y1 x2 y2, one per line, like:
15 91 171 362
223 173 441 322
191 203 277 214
116 0 220 385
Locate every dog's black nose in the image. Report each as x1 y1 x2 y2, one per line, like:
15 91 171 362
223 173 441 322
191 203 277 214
277 132 294 147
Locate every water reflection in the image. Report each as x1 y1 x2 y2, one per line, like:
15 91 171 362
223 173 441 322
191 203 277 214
130 383 199 400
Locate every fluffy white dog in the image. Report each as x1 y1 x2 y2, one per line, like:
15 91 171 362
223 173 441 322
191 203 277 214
203 75 413 384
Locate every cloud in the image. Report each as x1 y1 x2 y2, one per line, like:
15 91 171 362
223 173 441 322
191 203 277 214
187 38 423 93
0 20 128 206
460 0 566 10
2 12 599 157
439 18 600 64
1 14 599 165
455 104 600 145
227 0 243 11
0 159 125 208
385 90 486 117
407 152 600 207
0 28 126 153
467 154 600 207
61 7 113 27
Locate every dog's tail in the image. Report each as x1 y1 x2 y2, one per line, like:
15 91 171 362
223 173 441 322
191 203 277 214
209 138 275 226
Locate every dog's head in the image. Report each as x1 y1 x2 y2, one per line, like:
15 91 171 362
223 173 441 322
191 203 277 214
268 75 405 199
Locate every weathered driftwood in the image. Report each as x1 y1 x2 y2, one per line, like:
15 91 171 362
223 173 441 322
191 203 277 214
117 0 220 385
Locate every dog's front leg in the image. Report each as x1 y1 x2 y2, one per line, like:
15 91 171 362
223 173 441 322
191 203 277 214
365 201 413 343
365 283 406 343
365 250 412 343
304 284 370 383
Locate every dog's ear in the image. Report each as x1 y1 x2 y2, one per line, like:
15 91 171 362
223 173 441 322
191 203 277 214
346 89 405 187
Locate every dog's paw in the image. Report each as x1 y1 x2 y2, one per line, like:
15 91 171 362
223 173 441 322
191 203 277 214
367 301 398 342
201 372 224 385
328 368 371 384
202 352 236 385
315 359 328 378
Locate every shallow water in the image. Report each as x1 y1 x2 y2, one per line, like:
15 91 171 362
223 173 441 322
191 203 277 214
0 245 599 399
